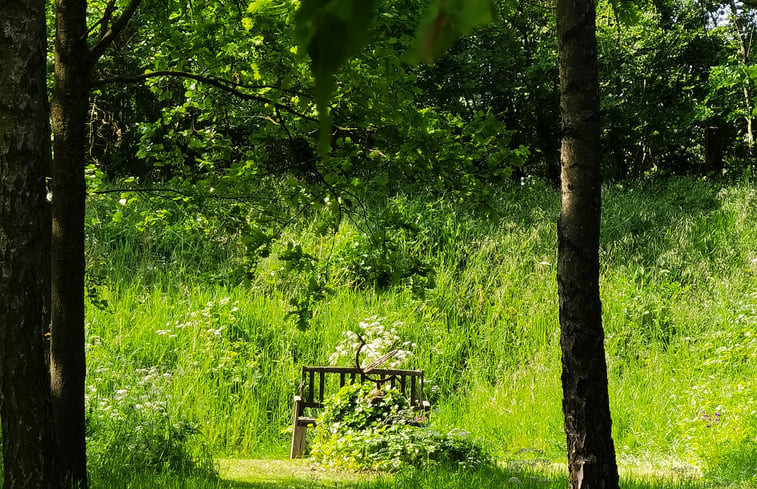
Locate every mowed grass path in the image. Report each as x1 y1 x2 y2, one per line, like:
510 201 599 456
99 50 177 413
213 458 729 489
217 458 378 487
86 457 753 489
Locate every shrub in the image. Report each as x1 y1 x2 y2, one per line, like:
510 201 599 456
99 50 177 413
310 383 491 472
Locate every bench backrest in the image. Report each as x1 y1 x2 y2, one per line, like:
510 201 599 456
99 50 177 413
298 365 426 410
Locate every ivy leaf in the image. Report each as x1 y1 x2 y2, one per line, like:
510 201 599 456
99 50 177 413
295 0 377 154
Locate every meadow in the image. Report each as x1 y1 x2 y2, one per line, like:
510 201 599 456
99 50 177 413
34 176 757 487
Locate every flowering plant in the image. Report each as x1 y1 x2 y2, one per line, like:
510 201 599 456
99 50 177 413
329 315 415 368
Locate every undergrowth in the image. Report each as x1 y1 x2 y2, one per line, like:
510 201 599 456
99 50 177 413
82 176 756 484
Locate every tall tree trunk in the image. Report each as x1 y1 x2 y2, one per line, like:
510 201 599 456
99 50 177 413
555 0 620 488
50 0 90 486
0 0 60 486
48 0 143 485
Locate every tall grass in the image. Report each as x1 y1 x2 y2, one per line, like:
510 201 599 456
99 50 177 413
83 177 756 485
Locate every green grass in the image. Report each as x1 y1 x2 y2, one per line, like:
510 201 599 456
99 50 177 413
80 176 756 486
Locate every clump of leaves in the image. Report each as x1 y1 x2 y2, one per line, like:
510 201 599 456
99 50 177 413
310 383 491 472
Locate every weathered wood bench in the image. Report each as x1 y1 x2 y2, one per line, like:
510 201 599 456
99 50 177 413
290 365 430 458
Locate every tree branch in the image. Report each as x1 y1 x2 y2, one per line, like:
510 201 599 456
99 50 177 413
89 0 144 63
93 70 319 122
85 0 117 40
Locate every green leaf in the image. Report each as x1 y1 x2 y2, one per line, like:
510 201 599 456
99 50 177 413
414 0 497 63
247 0 270 13
295 0 377 154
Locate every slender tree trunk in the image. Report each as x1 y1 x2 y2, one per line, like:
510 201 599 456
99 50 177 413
556 0 620 488
741 84 754 153
704 126 723 174
0 0 60 486
50 0 90 486
729 0 755 155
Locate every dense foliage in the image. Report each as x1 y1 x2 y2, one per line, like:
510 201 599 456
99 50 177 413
86 0 756 193
310 383 491 471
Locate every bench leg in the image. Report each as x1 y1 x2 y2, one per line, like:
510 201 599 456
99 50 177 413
290 423 307 459
290 395 307 458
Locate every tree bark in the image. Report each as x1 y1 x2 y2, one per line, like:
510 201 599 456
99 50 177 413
556 0 620 488
50 0 90 486
0 0 60 486
48 1 144 485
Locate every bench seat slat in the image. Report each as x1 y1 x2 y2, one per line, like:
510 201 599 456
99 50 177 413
296 416 317 427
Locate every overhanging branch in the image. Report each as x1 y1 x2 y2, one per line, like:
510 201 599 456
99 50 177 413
93 70 319 122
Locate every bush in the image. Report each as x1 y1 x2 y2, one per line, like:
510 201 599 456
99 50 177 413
310 383 491 472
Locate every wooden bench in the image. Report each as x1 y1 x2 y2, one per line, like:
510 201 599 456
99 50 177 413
290 365 430 458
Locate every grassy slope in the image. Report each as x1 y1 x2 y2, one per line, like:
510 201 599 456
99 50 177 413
82 177 756 485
